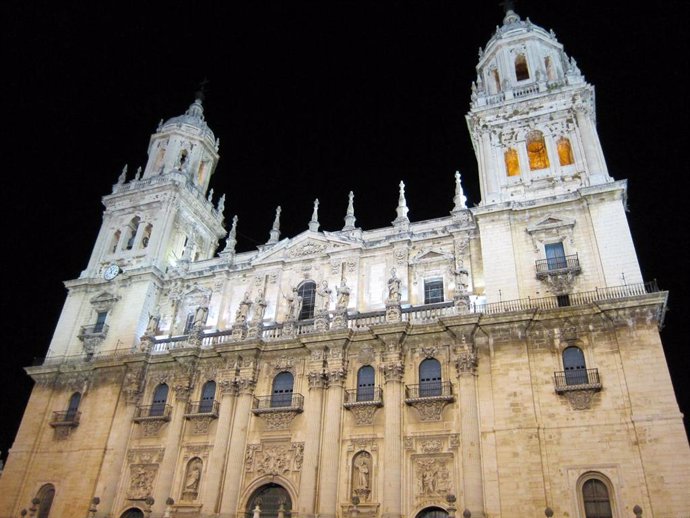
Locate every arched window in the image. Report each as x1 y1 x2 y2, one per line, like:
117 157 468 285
246 483 292 518
557 137 574 166
515 54 529 81
526 130 550 170
298 281 317 320
150 383 169 416
35 483 56 518
271 372 294 408
199 381 216 413
580 475 614 518
357 366 375 402
141 224 152 248
124 216 140 251
120 508 144 518
419 358 442 397
504 148 520 177
66 392 81 420
490 68 501 94
563 346 587 386
415 507 448 518
110 230 121 254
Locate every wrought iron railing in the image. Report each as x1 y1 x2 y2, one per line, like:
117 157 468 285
344 387 383 406
554 368 602 392
50 410 81 427
133 404 172 420
405 381 453 400
78 324 109 338
535 254 581 278
185 400 219 416
252 393 304 412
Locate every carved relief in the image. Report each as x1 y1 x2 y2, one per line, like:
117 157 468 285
562 389 599 410
381 361 404 382
128 464 157 500
188 415 215 435
414 456 454 500
260 411 299 430
411 400 448 422
288 241 328 258
245 441 305 474
141 419 168 437
350 405 379 426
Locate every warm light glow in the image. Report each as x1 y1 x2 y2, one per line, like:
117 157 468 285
557 137 574 166
505 148 520 176
527 131 549 170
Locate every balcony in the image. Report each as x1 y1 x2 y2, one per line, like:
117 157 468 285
78 323 109 340
185 400 219 417
49 410 81 428
405 382 454 422
554 368 602 392
535 254 581 279
554 368 602 411
133 403 172 421
344 387 383 426
251 393 304 431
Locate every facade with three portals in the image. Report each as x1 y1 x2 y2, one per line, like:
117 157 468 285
1 8 688 518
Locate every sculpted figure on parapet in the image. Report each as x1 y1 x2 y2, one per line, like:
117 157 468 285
316 280 332 311
387 268 402 302
336 278 351 310
235 292 252 324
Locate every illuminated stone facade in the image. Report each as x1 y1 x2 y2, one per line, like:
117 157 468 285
1 9 689 518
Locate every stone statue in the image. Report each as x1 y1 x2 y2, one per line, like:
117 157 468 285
193 306 208 329
355 456 370 489
235 292 252 324
316 280 332 311
207 188 214 202
284 288 303 321
217 194 226 215
184 460 202 493
336 279 350 311
145 313 160 335
253 290 267 322
387 268 402 303
117 165 127 185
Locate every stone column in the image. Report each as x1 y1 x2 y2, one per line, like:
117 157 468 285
298 370 327 518
574 102 607 183
200 380 238 512
152 384 190 512
480 130 499 202
317 368 346 518
92 366 142 513
219 377 256 518
381 358 404 518
456 347 484 516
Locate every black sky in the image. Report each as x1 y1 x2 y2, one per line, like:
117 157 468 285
2 1 689 459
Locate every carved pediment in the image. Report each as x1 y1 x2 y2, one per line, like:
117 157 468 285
411 248 453 264
90 291 120 312
527 214 576 234
253 232 361 264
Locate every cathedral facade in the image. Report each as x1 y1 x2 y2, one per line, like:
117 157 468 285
1 9 688 518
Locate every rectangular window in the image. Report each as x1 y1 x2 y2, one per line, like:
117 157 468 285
424 279 444 304
183 313 195 334
93 311 107 333
545 242 566 270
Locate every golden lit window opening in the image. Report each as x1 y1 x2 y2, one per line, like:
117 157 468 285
515 54 529 81
504 148 520 176
526 131 550 170
557 137 574 166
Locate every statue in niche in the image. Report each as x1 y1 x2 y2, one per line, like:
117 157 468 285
284 288 302 321
352 451 372 501
182 457 202 500
253 290 267 323
336 279 350 311
193 306 208 329
145 313 160 336
316 280 332 312
235 292 252 324
387 268 402 303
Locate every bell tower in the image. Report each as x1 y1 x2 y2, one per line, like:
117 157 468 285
467 9 611 205
48 95 226 359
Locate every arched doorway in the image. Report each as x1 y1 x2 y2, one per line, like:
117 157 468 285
416 507 448 518
246 483 292 518
35 484 55 518
119 508 144 518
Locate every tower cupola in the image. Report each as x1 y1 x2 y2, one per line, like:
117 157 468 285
467 9 611 205
142 94 220 195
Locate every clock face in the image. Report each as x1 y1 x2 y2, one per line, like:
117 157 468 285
103 264 120 281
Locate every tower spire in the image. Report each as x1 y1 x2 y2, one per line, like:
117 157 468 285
393 181 410 230
268 206 281 244
452 171 468 212
343 191 356 231
309 199 320 232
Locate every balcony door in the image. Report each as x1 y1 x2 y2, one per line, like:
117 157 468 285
271 372 294 408
357 366 375 402
66 392 81 420
419 358 442 397
563 347 587 385
545 242 566 270
199 381 216 413
150 384 169 416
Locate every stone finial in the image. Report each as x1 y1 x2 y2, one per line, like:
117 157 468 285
268 206 281 244
452 171 468 211
222 215 238 255
343 191 356 231
544 508 554 518
117 164 128 185
462 510 471 518
207 188 214 202
309 199 320 232
134 166 142 181
217 194 226 215
393 181 410 228
633 505 643 517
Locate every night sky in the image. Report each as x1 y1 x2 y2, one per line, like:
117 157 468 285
2 1 688 460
